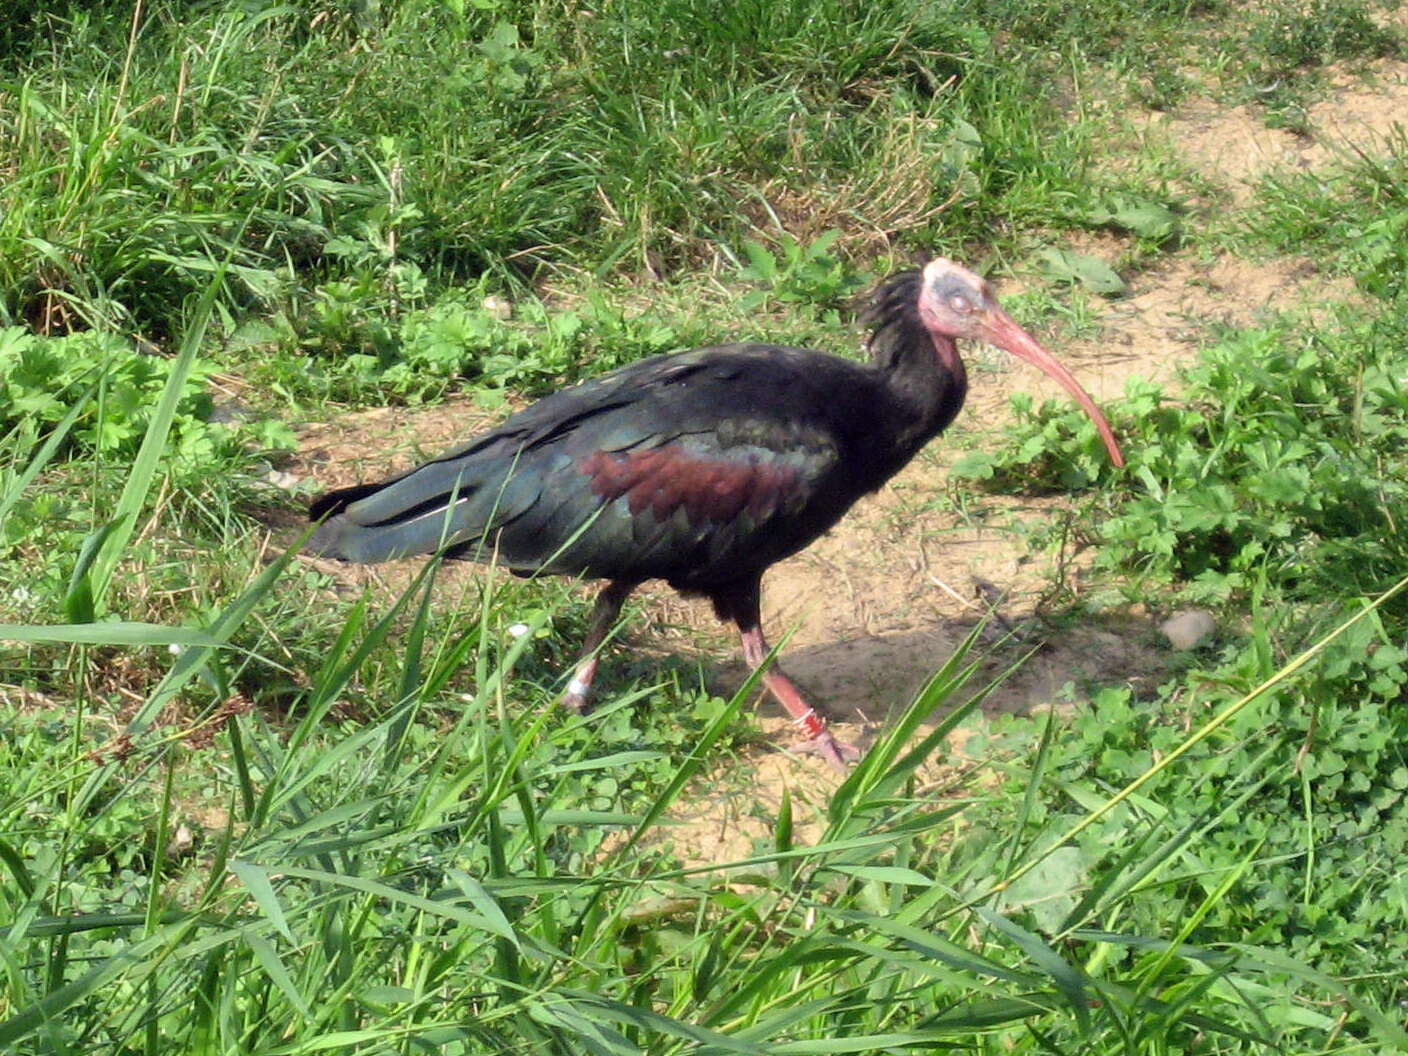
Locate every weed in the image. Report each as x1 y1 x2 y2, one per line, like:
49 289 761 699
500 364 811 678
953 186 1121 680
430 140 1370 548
964 312 1408 604
733 230 868 312
970 584 1408 1005
1245 0 1398 74
0 326 291 466
6 578 1381 1051
1252 127 1408 300
955 218 1408 1018
0 0 1164 333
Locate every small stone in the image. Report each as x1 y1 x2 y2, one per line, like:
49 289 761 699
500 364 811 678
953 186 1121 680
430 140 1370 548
482 295 512 321
209 399 253 425
1160 608 1216 650
266 469 301 491
170 824 194 855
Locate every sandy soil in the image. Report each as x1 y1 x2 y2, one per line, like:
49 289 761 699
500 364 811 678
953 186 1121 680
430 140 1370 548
1158 59 1408 205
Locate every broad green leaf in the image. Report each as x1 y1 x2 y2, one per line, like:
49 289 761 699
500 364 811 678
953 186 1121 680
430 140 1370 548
1036 248 1128 296
229 861 294 942
243 930 310 1017
824 864 936 887
1111 199 1179 241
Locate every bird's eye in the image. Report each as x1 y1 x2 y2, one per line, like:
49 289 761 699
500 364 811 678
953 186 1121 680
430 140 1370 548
948 293 974 314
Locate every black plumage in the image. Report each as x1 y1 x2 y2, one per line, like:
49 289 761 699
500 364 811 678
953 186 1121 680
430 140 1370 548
309 259 1123 769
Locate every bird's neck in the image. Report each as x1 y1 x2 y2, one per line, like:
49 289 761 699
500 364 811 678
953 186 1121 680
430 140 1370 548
860 271 970 462
878 332 968 452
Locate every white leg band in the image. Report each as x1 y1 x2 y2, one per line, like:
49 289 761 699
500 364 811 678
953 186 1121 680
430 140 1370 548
791 707 826 738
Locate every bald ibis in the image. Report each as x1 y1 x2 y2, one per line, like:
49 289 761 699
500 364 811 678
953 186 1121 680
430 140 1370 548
309 259 1124 769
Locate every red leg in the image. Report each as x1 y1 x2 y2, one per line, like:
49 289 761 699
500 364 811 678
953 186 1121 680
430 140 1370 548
562 580 636 712
721 581 860 771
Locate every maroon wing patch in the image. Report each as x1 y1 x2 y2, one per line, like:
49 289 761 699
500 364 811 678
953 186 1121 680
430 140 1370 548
579 446 804 523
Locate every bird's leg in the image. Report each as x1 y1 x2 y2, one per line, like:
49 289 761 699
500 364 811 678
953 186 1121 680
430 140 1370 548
561 580 636 713
727 586 861 772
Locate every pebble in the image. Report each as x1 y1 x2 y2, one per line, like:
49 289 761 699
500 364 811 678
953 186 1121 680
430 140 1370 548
170 824 194 855
1160 608 1216 650
209 399 253 424
265 469 301 491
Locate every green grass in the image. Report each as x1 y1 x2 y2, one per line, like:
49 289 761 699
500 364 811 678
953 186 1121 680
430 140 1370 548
4 0 1408 1051
955 65 1408 1038
8 559 1403 1052
0 0 1219 339
6 0 1395 338
1251 126 1408 300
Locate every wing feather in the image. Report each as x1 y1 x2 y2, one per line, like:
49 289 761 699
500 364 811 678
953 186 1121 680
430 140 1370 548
311 345 869 583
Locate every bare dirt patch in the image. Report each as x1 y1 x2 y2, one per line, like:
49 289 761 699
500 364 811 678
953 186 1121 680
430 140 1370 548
1144 59 1408 205
296 394 502 494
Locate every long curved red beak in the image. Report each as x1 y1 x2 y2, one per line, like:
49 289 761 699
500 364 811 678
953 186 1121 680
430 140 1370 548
983 310 1125 468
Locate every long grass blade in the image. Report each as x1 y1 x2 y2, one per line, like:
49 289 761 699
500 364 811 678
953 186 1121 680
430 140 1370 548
88 260 231 604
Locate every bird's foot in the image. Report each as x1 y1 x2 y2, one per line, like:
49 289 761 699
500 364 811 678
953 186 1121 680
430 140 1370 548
792 730 862 773
781 706 860 772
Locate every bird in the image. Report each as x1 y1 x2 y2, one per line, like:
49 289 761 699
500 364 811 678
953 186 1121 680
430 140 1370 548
308 258 1124 769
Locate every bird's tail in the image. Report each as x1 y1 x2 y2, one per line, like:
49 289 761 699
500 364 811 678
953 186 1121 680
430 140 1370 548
307 453 539 564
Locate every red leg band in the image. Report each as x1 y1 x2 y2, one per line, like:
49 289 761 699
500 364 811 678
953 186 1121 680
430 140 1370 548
791 707 827 740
